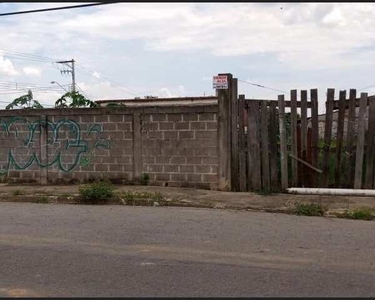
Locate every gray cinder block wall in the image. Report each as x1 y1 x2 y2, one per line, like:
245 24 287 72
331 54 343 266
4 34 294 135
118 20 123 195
0 104 219 189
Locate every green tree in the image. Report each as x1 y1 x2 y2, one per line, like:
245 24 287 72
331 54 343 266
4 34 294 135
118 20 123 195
55 91 97 108
6 90 44 110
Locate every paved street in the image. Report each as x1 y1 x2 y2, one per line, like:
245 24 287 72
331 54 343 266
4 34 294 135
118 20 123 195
0 202 375 297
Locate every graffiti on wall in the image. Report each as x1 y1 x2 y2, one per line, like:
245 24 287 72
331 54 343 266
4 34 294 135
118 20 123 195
0 117 110 174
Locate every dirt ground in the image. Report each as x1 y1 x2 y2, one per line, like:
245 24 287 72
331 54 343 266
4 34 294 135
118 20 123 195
0 183 374 214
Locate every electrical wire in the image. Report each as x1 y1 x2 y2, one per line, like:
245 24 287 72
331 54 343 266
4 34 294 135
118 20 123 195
358 84 375 92
1 48 139 98
238 78 315 101
238 79 289 94
76 83 94 100
0 47 58 62
0 2 118 17
75 64 139 97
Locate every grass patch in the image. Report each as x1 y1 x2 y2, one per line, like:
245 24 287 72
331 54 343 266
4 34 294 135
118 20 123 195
34 195 50 204
121 190 164 206
293 202 325 217
140 173 150 186
79 180 114 204
12 189 23 196
256 188 275 196
335 208 374 221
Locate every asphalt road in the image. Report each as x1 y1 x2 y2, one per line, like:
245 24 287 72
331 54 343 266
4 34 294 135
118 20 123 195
0 203 375 297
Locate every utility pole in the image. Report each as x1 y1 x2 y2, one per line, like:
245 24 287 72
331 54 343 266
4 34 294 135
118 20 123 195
56 59 76 93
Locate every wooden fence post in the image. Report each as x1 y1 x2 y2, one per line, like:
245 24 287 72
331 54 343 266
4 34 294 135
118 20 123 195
238 94 247 191
217 73 233 191
345 89 357 187
310 89 319 187
230 78 239 191
269 101 279 190
334 90 346 187
260 101 270 191
290 90 298 186
322 88 335 188
247 100 261 191
301 90 308 186
365 96 375 189
278 95 288 190
354 93 368 189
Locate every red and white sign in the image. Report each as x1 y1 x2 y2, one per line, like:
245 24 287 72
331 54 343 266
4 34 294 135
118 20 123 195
213 75 228 89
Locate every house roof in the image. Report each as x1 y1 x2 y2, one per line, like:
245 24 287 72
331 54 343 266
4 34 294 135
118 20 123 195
95 96 218 107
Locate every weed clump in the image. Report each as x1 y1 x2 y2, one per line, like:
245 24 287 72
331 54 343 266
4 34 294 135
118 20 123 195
335 209 374 221
293 202 325 217
79 180 114 204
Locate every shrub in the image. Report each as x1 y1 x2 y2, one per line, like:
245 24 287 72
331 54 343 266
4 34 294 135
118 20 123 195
336 209 374 221
293 202 325 217
12 189 23 196
140 173 150 186
34 195 50 204
121 191 164 206
79 180 114 204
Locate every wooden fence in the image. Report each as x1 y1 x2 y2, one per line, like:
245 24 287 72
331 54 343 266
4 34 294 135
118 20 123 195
217 73 375 192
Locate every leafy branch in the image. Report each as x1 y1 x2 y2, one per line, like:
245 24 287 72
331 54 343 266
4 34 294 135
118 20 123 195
6 90 44 110
55 91 97 108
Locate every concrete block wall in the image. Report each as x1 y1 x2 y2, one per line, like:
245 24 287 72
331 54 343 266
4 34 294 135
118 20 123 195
0 105 219 189
141 111 218 189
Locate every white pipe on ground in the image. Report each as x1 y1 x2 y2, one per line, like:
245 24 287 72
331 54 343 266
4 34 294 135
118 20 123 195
287 187 375 197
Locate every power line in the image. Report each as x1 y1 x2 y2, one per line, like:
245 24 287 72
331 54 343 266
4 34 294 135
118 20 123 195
75 64 139 97
358 84 375 92
0 80 68 87
238 79 289 94
0 2 118 17
1 47 140 98
0 47 58 62
2 55 53 64
76 83 94 100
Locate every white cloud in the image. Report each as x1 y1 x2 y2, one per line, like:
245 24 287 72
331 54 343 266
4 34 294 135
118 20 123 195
92 71 101 79
52 3 375 70
178 85 185 95
0 54 17 76
1 3 375 71
23 66 41 77
1 3 375 104
158 87 174 98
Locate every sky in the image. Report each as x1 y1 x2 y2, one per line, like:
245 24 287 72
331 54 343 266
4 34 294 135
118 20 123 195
1 2 375 112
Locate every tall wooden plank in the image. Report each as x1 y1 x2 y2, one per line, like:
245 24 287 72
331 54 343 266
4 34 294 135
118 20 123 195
278 95 288 190
260 101 270 190
321 88 335 188
247 100 261 191
306 127 312 187
365 97 375 189
334 90 346 187
238 94 247 191
310 89 319 187
345 89 357 187
230 78 239 191
297 124 302 187
269 101 279 190
217 73 233 191
301 90 308 187
354 93 368 189
290 90 298 186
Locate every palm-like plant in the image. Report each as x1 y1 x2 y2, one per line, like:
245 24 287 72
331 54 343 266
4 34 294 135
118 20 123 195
6 90 44 110
55 91 97 108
